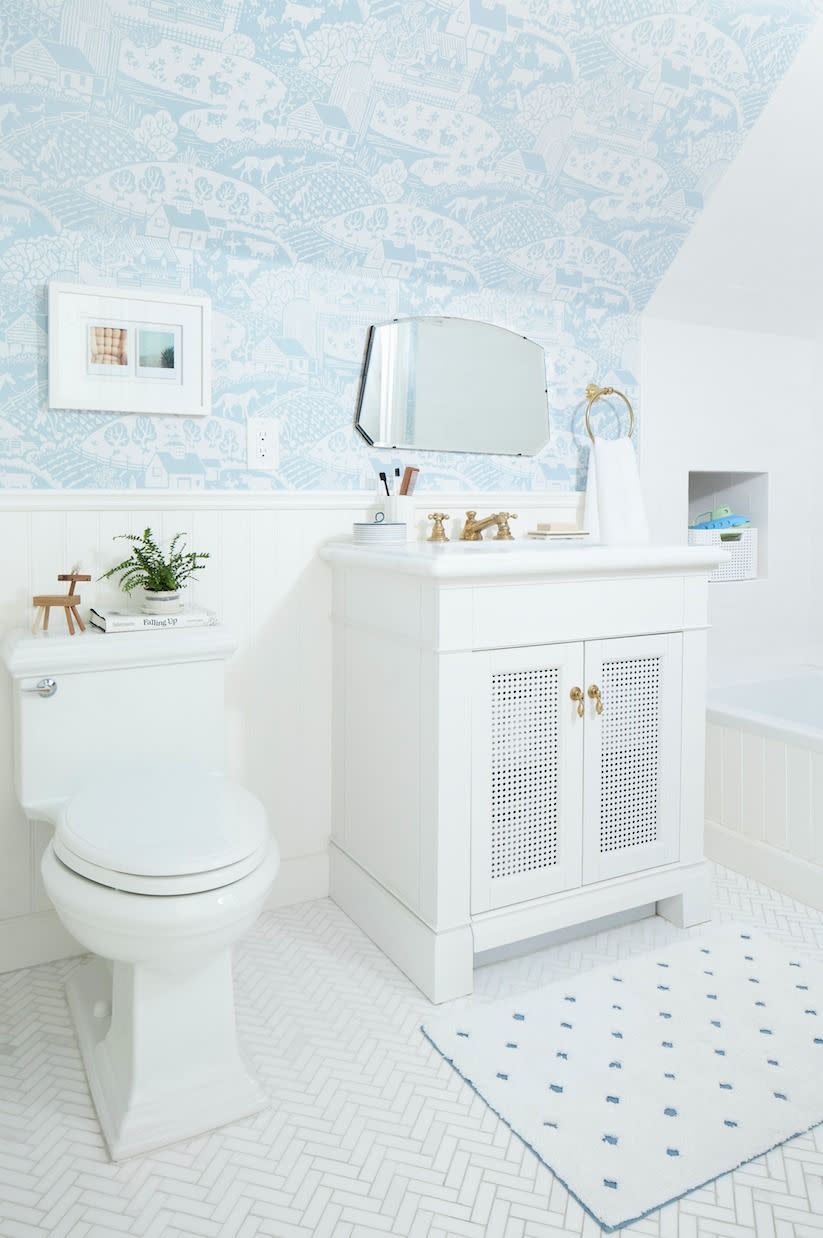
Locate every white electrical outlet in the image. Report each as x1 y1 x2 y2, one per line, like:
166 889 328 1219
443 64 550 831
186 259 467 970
246 418 279 471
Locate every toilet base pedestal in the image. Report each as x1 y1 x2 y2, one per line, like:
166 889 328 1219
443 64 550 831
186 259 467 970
66 953 268 1161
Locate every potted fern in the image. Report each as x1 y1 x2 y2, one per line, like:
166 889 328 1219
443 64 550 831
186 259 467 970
100 528 209 614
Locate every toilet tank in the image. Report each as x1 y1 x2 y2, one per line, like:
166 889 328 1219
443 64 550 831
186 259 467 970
2 626 237 818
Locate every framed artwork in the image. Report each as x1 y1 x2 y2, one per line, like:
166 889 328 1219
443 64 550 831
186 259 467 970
48 283 210 416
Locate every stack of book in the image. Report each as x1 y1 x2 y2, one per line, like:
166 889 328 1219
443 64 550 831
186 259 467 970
527 522 589 541
89 607 217 634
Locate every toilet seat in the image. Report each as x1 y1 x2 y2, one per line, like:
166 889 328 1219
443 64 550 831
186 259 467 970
52 839 270 895
55 771 270 896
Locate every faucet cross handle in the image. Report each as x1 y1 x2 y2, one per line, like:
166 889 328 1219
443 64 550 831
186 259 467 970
427 512 450 543
493 512 518 541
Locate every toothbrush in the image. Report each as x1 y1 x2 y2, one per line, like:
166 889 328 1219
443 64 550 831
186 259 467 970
379 471 390 497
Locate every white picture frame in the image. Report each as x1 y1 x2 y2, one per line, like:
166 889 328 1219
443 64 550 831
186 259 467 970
48 282 211 417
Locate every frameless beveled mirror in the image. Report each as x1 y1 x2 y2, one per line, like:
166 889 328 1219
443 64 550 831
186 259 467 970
354 317 549 455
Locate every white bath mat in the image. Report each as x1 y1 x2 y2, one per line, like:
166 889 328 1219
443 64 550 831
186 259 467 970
423 926 823 1231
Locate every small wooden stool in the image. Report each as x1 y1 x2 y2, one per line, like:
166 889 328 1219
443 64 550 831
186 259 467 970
32 572 92 636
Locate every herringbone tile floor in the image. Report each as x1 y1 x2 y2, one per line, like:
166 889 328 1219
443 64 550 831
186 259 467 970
2 864 823 1238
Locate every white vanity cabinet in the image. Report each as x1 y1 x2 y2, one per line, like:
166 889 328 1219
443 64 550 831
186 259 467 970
323 542 723 1003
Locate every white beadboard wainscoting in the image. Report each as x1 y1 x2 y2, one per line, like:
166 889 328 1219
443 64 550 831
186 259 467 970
705 718 823 911
0 488 582 972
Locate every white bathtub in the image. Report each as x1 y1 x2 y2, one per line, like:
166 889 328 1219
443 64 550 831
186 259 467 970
705 670 823 909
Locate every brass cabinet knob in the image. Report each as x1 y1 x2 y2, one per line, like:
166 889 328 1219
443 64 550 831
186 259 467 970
428 512 450 542
569 686 584 718
587 684 604 715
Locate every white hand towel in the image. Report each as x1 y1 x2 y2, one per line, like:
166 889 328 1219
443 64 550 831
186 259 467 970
583 447 600 542
590 436 650 546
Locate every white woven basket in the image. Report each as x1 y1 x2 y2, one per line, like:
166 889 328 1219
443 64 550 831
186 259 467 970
688 527 757 581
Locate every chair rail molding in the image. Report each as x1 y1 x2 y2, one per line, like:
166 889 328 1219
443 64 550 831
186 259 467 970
0 490 583 514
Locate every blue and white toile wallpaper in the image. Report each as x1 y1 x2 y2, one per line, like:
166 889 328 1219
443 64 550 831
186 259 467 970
0 0 819 492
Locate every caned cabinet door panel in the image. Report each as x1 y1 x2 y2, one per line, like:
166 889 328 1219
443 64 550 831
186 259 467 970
582 634 683 884
471 643 585 913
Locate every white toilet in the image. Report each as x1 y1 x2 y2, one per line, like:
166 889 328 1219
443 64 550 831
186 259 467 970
3 626 279 1160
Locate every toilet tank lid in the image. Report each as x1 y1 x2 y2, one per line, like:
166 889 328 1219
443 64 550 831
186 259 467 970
58 770 269 877
2 625 236 678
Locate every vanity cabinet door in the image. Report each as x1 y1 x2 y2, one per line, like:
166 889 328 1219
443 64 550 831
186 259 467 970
470 643 585 913
582 633 683 885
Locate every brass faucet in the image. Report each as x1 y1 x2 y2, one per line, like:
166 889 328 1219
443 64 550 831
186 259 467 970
459 510 518 541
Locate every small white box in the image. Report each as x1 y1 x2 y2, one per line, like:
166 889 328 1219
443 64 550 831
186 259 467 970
688 527 758 581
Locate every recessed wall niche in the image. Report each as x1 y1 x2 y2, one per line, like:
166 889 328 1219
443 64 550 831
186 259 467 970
688 471 768 581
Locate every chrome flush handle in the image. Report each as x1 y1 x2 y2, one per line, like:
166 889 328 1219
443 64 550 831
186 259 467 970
23 677 57 699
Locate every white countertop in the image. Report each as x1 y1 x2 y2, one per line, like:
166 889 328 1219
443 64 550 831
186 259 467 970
320 539 727 580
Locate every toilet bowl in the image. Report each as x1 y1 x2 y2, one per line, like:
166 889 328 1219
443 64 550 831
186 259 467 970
2 626 280 1160
41 769 280 1160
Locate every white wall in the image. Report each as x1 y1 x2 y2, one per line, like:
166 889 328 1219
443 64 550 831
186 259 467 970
641 20 823 676
0 489 581 972
814 327 823 636
642 316 816 673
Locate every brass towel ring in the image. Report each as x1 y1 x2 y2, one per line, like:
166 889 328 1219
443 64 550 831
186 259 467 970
584 383 635 443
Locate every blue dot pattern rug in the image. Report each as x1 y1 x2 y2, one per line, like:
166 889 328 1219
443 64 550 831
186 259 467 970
422 926 823 1231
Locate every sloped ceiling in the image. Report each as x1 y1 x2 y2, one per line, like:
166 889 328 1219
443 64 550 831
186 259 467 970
647 17 823 337
0 1 821 490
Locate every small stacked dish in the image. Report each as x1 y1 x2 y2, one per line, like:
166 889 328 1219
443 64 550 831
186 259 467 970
353 521 406 545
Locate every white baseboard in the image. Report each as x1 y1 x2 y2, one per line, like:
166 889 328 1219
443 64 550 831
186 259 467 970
330 843 474 1003
706 820 823 912
475 904 656 966
0 909 82 974
469 860 708 952
266 851 329 909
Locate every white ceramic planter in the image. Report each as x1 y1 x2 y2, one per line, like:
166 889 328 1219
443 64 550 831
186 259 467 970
142 590 181 615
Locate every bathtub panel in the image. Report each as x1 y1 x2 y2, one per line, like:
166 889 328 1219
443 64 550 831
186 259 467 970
787 747 813 861
706 723 723 825
739 731 765 843
706 680 823 909
721 727 742 832
763 739 788 852
812 753 823 867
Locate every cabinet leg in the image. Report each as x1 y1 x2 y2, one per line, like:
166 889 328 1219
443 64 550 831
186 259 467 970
426 924 474 1005
657 867 711 929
